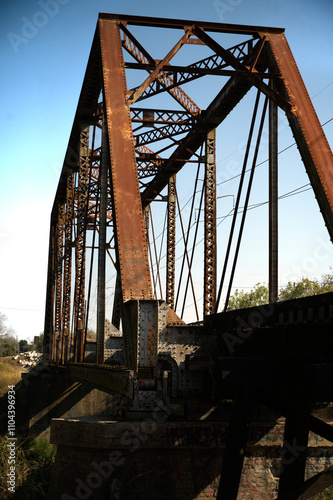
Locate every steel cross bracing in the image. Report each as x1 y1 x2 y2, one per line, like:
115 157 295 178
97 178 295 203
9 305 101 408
44 14 333 500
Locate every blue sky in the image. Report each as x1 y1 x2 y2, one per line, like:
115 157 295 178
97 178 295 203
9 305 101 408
0 0 332 339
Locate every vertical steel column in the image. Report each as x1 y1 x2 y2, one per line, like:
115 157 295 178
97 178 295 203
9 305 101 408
204 129 217 317
54 203 65 362
269 85 278 303
43 221 56 361
61 174 74 363
74 125 89 362
166 175 176 308
96 117 108 365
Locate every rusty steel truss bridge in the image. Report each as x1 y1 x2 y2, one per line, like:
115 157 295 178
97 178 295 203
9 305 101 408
44 14 333 499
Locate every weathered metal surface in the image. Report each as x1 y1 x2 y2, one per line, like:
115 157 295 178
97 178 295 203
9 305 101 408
43 222 55 361
73 126 90 363
99 18 152 301
128 27 194 105
269 81 278 303
204 129 216 317
96 116 108 365
54 202 64 362
61 174 74 363
166 175 176 308
141 37 265 206
264 32 333 240
44 15 333 499
121 23 201 115
101 12 285 35
67 363 134 398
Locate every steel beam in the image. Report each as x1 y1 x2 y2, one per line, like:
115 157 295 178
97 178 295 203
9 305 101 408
263 33 333 241
43 222 56 361
204 129 217 317
269 82 279 303
99 18 152 301
54 202 64 362
101 12 285 35
166 175 176 308
121 24 200 115
96 115 108 365
128 27 193 104
61 174 74 363
73 126 89 362
141 37 266 207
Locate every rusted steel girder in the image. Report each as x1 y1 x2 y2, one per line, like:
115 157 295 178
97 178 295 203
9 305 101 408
61 174 74 363
99 18 152 302
43 222 55 361
263 33 333 241
204 129 217 317
166 175 176 308
269 81 278 304
141 36 266 207
54 202 65 362
73 126 89 362
121 23 201 115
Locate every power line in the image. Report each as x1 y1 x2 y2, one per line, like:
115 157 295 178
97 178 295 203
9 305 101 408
216 115 332 187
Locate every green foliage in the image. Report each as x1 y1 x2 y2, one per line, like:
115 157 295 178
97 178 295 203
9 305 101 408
0 313 17 357
18 339 31 353
279 277 322 301
226 271 333 310
0 336 17 357
227 283 269 310
0 435 56 499
34 333 44 353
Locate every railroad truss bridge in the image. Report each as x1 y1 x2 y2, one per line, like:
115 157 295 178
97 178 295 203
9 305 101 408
44 14 333 499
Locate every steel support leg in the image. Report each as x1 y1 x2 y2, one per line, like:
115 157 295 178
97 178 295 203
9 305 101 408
61 173 74 363
204 128 217 317
166 175 176 308
96 116 108 365
54 203 65 362
74 125 89 362
43 223 55 361
269 85 278 303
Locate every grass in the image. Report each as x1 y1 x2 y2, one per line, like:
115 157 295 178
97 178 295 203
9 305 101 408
0 435 56 499
0 358 23 397
0 357 56 498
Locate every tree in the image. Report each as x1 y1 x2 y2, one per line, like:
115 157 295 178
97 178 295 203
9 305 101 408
19 339 31 353
0 313 17 357
34 333 44 353
278 278 322 301
226 283 269 310
226 271 333 310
